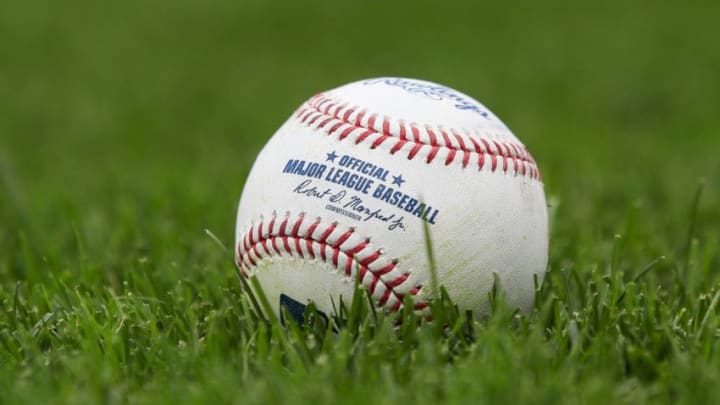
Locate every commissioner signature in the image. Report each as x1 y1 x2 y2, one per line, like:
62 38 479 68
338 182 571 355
293 180 406 231
343 196 406 231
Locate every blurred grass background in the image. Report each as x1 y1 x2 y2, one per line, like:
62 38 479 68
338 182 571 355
1 0 719 402
2 0 718 252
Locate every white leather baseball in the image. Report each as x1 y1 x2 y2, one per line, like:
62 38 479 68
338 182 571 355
235 77 548 317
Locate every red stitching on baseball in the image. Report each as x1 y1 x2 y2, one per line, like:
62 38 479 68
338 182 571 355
408 143 423 160
468 134 483 154
315 98 331 111
382 117 391 136
300 94 541 180
355 110 366 127
355 130 374 144
427 128 438 146
399 123 408 141
328 121 344 135
369 274 381 294
339 126 354 140
318 116 334 129
445 148 456 166
427 146 440 164
410 125 421 143
390 139 406 155
387 272 410 288
368 114 377 131
236 214 425 311
378 288 392 306
371 135 389 149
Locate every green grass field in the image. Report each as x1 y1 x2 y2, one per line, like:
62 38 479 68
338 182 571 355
2 0 719 403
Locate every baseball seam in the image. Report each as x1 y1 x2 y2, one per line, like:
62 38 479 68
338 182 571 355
293 93 541 180
236 212 429 312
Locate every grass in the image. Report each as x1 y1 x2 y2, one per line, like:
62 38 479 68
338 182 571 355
1 0 719 403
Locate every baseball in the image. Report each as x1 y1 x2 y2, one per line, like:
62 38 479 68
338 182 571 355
235 77 548 319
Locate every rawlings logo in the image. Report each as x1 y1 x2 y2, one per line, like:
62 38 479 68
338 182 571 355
363 78 490 119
